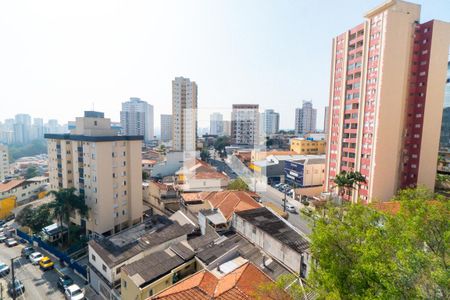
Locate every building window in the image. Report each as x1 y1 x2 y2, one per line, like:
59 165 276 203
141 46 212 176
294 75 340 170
123 280 127 288
102 264 107 272
91 254 96 261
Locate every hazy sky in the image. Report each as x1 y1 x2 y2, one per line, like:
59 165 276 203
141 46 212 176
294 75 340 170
1 0 449 130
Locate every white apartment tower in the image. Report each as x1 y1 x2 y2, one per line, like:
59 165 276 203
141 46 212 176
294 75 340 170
210 112 224 136
120 97 154 142
172 77 198 152
261 109 280 135
231 104 259 146
45 111 143 236
295 101 317 135
0 144 9 182
160 114 173 142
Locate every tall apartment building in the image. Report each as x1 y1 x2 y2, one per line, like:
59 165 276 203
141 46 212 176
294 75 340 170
210 112 224 136
231 104 259 146
325 0 450 202
261 109 280 135
295 101 317 135
0 144 9 182
120 97 154 142
14 114 32 144
324 106 329 134
160 114 173 142
172 77 198 152
32 118 44 140
45 111 143 236
439 62 450 150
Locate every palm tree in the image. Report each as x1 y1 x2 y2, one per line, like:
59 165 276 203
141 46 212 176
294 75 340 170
333 171 366 201
48 188 89 243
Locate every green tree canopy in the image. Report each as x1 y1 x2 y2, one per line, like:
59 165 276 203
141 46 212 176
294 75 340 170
200 149 211 162
25 165 40 179
227 177 250 191
309 187 449 299
16 204 53 232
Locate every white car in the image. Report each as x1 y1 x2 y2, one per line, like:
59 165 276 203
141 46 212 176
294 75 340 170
285 203 297 213
65 284 84 300
0 261 10 276
29 252 44 265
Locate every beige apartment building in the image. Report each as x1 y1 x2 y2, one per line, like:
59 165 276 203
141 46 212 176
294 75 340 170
45 111 143 236
325 0 450 202
0 144 8 182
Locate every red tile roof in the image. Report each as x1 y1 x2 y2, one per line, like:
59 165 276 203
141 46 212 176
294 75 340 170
151 262 275 300
181 191 262 220
0 180 25 193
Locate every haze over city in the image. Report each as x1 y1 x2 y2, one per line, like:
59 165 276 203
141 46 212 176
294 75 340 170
1 0 449 130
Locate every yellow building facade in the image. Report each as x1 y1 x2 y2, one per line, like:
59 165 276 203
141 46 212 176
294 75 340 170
290 138 326 155
0 196 16 219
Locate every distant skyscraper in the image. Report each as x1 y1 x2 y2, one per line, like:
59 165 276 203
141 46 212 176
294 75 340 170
223 121 231 136
325 0 450 203
120 97 154 142
0 144 9 181
46 119 60 134
32 118 44 140
172 77 198 152
14 114 32 144
160 114 173 142
261 109 280 135
295 101 317 135
324 106 329 134
210 112 224 136
231 104 259 146
439 62 450 150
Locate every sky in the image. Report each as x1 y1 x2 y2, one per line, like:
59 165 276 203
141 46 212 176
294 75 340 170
1 0 449 131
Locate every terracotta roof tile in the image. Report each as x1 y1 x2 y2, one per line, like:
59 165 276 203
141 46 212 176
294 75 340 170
0 180 25 193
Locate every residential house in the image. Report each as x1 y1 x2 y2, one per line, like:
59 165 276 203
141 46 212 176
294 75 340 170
176 160 229 192
143 181 179 214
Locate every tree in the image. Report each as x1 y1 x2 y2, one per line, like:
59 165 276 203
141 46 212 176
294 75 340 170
254 274 306 300
227 178 249 191
200 149 210 162
142 171 149 181
332 171 366 200
309 187 449 299
16 204 53 232
25 166 40 179
214 136 230 158
48 188 89 243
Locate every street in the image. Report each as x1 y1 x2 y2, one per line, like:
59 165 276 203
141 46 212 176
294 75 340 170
0 230 86 300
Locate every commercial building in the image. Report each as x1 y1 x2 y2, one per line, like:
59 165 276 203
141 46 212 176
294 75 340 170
290 138 326 155
120 97 154 142
45 111 143 236
231 104 259 146
209 112 224 136
325 0 450 202
172 77 198 152
284 157 326 188
261 109 280 135
295 101 317 135
160 114 172 142
0 144 9 181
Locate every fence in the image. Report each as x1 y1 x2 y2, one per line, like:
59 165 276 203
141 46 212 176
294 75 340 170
16 229 88 278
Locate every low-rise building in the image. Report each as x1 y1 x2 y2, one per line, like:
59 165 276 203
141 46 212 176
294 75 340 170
250 150 297 162
87 215 195 299
290 137 326 155
176 160 229 192
0 176 49 205
284 157 325 188
151 261 281 299
233 207 311 278
143 181 179 214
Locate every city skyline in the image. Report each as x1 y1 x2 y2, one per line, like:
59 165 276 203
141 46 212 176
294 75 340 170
1 0 449 130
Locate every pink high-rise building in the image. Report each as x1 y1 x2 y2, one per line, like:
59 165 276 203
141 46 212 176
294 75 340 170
325 0 450 202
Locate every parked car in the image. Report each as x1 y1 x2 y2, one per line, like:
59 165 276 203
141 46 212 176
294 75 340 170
21 246 35 258
29 252 44 265
4 214 15 222
0 262 10 276
65 284 84 300
39 257 54 271
5 238 18 247
7 279 25 296
58 275 74 291
285 202 297 213
0 234 7 243
0 220 5 227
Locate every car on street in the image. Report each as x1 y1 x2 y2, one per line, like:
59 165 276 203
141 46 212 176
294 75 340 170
21 246 35 258
5 238 18 247
7 279 25 296
285 203 297 213
65 284 85 300
0 261 10 276
58 275 74 291
0 220 5 227
39 256 55 270
0 234 7 243
29 252 44 265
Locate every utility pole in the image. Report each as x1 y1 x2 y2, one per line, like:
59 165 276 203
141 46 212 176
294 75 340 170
10 257 16 300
